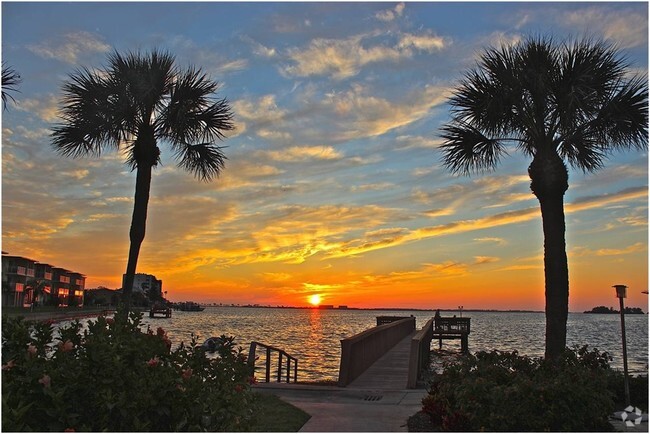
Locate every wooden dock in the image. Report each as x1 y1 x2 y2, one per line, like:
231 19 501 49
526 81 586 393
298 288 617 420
149 306 172 318
347 331 417 390
341 315 471 389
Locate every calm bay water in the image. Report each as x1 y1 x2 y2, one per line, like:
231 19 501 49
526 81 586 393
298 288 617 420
129 307 649 382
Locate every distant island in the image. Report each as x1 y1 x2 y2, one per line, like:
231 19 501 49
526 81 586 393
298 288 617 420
584 306 645 314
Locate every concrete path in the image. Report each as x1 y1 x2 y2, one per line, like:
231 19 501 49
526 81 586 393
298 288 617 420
254 383 427 432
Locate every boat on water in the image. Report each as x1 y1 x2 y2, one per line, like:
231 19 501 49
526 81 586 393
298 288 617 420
174 302 205 312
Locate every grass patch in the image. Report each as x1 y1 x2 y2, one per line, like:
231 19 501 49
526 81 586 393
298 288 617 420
251 393 311 432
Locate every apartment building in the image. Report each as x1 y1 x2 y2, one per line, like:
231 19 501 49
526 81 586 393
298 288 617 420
2 253 85 307
123 273 163 298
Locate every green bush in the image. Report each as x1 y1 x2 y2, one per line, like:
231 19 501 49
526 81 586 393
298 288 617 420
607 372 649 411
2 310 257 431
422 346 616 431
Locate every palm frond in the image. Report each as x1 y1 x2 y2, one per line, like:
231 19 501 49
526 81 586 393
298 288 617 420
439 122 507 175
51 66 124 158
107 49 176 128
557 131 606 172
594 74 648 151
175 142 227 181
2 63 22 110
159 67 234 144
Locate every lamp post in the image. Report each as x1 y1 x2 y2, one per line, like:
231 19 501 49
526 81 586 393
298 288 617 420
458 305 463 318
613 284 630 406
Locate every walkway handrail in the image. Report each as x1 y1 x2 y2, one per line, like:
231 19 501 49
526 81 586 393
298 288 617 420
407 317 434 389
338 316 415 387
248 341 298 383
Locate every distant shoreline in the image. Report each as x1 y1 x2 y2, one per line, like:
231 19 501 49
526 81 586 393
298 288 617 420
196 304 545 314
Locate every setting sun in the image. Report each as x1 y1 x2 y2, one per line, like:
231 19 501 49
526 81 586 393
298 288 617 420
308 294 322 306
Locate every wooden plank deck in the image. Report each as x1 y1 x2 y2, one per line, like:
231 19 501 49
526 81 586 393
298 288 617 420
346 331 419 390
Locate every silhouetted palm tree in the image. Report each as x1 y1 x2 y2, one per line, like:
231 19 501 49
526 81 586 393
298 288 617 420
439 37 647 360
52 50 234 311
25 279 47 309
2 63 21 110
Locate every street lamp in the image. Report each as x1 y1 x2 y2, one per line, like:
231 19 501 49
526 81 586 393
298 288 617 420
613 284 630 406
458 305 463 318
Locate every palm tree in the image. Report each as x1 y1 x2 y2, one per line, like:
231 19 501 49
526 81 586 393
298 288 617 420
439 37 647 360
25 279 47 310
2 63 22 110
52 50 234 311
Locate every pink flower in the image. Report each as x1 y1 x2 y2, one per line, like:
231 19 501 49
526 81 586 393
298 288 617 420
2 360 16 371
181 368 193 381
39 374 51 388
59 340 74 352
106 318 114 325
27 344 37 357
147 357 160 367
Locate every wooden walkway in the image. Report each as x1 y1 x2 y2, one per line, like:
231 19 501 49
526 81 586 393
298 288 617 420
347 331 419 390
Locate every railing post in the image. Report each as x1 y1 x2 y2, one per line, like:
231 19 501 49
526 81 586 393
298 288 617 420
294 359 298 383
248 342 257 368
265 347 271 383
286 358 291 383
277 353 283 382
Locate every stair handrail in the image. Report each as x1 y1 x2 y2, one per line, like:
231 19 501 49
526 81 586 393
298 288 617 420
248 341 298 383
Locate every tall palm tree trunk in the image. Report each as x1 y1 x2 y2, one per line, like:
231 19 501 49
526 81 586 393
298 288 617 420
529 151 570 360
122 163 153 312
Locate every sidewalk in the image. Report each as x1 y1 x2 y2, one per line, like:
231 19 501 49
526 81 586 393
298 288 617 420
254 383 427 432
255 383 650 432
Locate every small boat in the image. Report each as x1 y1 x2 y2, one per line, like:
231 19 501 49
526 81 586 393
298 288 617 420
175 301 205 312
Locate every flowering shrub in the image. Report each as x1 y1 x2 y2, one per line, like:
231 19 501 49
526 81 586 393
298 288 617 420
422 346 615 431
2 310 256 431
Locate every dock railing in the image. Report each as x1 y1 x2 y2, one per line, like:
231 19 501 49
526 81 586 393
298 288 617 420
248 341 298 383
407 318 434 389
338 316 416 387
434 316 470 333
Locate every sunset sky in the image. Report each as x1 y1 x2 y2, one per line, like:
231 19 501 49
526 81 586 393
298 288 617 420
2 2 647 311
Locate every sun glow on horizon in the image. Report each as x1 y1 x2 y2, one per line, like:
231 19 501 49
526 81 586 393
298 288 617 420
308 294 322 306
